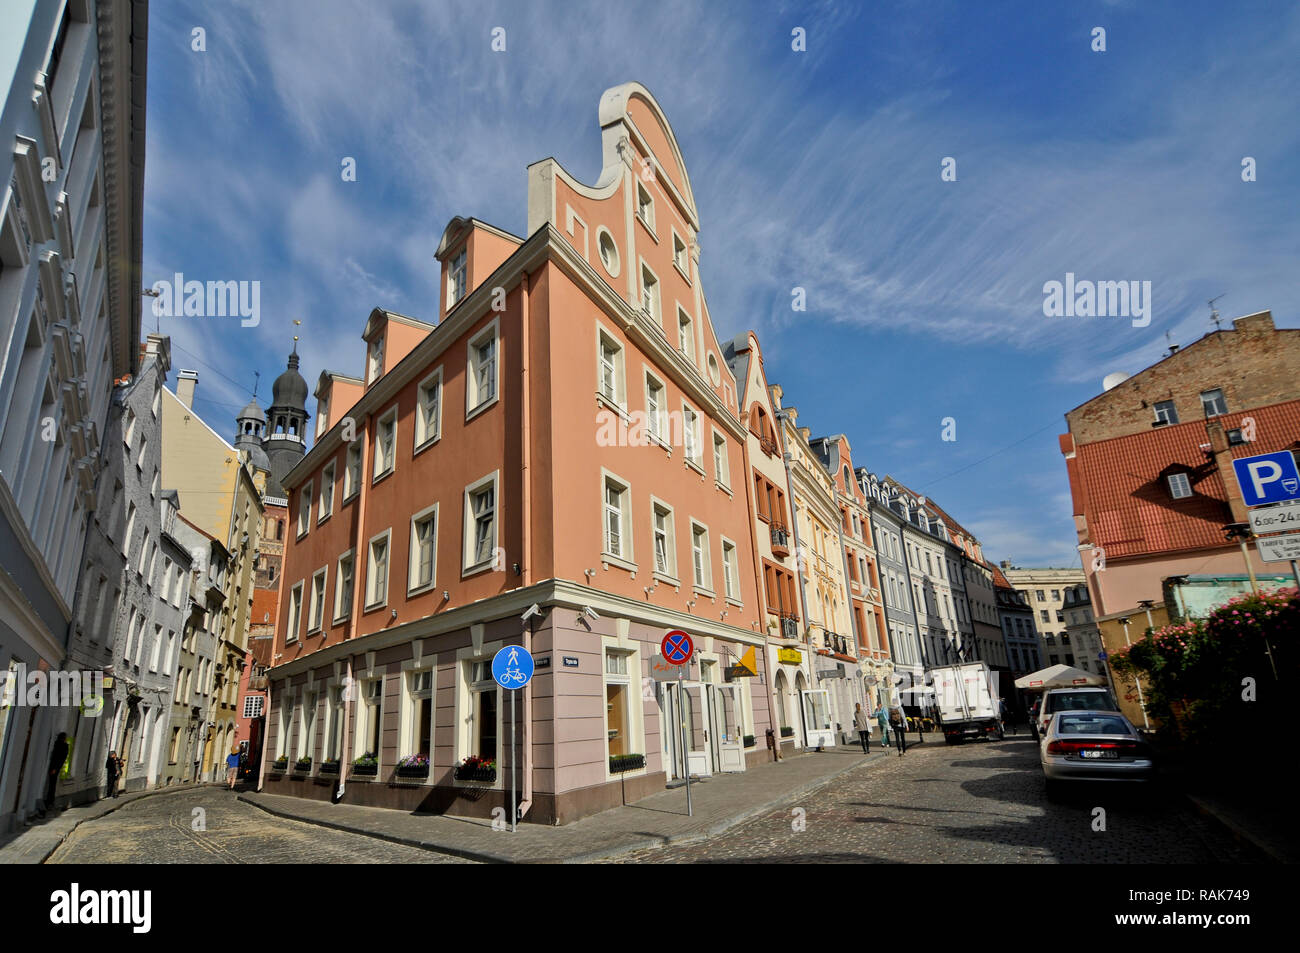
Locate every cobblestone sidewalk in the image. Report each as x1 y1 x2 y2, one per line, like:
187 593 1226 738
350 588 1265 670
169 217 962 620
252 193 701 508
240 738 917 863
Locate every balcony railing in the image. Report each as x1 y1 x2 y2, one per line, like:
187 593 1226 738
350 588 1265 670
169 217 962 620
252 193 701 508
781 616 799 639
770 524 791 558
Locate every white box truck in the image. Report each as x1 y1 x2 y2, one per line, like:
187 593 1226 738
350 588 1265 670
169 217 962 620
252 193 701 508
927 661 1004 744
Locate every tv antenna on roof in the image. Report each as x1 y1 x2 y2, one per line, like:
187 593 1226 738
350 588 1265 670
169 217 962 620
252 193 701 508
1208 293 1226 331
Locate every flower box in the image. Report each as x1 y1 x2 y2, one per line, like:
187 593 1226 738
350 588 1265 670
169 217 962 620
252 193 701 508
272 757 289 771
351 762 378 777
779 726 794 738
319 760 340 775
454 765 497 782
294 758 313 773
395 755 430 780
609 753 646 773
743 735 756 748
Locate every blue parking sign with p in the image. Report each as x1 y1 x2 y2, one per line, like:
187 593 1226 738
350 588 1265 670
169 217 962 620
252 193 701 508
1233 450 1300 507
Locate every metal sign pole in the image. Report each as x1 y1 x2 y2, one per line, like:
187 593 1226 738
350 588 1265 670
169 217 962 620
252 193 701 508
510 687 517 834
1291 559 1300 592
679 666 692 817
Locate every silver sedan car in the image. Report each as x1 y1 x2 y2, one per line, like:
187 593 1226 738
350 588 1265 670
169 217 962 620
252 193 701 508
1040 710 1153 798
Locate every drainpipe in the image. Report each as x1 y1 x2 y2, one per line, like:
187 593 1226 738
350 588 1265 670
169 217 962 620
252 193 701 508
773 412 810 746
517 270 533 823
337 658 352 801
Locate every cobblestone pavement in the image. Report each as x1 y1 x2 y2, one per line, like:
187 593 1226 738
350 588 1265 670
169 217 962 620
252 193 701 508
609 736 1264 863
46 788 474 864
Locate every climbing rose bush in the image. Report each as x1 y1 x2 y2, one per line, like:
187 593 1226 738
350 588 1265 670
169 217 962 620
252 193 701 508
1109 588 1297 749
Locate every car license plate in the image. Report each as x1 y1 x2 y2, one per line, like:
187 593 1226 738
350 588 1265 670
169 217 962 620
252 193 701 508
1080 749 1117 759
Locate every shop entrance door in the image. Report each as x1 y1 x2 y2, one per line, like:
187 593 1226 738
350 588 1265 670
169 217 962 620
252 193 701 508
800 688 835 748
708 683 745 772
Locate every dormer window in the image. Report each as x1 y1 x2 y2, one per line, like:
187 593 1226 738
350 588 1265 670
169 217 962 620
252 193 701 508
448 248 467 308
1153 400 1178 426
1167 472 1193 499
368 336 385 384
1200 388 1227 418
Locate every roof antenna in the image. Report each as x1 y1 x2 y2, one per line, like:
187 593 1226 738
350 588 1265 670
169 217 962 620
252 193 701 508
1207 293 1226 331
251 370 260 402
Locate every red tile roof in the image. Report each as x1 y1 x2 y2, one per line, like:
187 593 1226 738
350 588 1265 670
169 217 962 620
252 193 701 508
1072 399 1300 559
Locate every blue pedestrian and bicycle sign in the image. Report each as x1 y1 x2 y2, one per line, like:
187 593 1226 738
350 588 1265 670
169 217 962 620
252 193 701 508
1233 450 1300 507
492 645 534 689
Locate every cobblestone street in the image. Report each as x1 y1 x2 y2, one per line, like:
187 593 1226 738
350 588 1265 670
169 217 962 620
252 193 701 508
45 788 475 864
610 736 1262 864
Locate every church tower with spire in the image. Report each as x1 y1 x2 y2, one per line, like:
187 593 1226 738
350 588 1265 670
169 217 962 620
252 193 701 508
264 337 310 500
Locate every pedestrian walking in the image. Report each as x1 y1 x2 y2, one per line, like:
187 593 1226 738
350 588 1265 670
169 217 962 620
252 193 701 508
889 707 907 756
44 732 69 814
105 750 122 798
853 703 872 753
874 705 891 748
999 697 1013 736
226 744 242 789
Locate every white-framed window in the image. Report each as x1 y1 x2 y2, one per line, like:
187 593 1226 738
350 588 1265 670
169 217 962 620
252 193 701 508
355 677 384 761
152 386 161 419
640 262 660 321
712 430 729 488
604 645 639 768
367 335 385 384
602 472 633 562
150 470 159 501
644 370 667 445
122 503 136 557
448 248 467 309
123 609 138 661
721 537 740 601
402 668 435 761
651 498 677 579
1153 399 1178 426
374 407 397 481
463 472 499 573
307 567 327 633
344 442 362 501
682 403 702 466
318 461 336 522
1167 472 1193 499
408 504 438 593
163 630 177 678
636 181 655 233
148 624 163 672
463 659 500 770
334 549 355 622
286 581 303 642
137 531 150 576
123 408 136 449
275 688 294 759
672 228 689 278
365 530 392 610
297 481 312 537
298 690 318 764
1200 388 1228 417
415 368 443 451
136 433 148 471
677 307 694 362
691 521 712 592
466 318 500 418
323 684 345 761
160 558 172 603
597 326 626 407
316 394 330 438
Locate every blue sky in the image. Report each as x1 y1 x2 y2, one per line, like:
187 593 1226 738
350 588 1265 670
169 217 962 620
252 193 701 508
141 0 1300 568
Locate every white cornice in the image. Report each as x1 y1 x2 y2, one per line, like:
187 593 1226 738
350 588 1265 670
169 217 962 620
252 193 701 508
268 578 764 680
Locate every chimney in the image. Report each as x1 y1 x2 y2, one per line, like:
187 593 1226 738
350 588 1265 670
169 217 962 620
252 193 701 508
177 369 198 409
1207 420 1250 524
